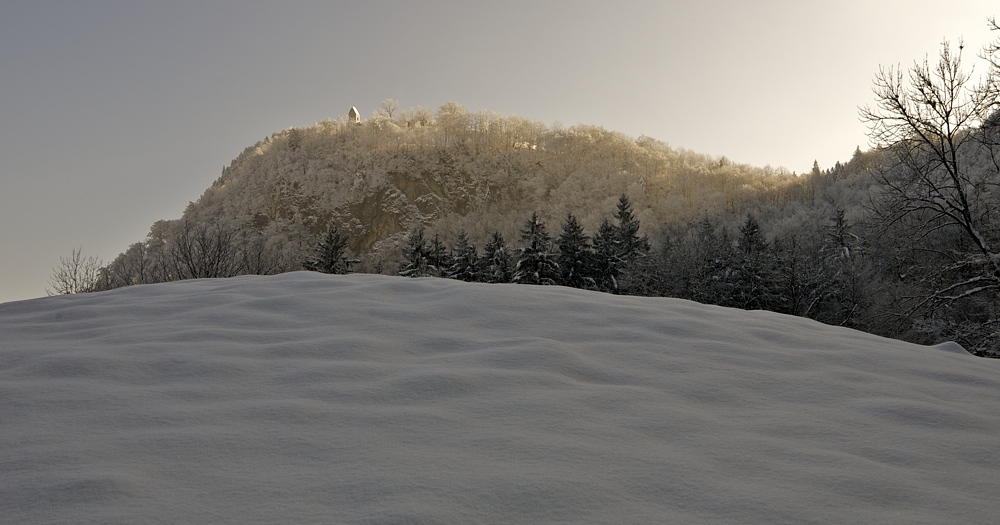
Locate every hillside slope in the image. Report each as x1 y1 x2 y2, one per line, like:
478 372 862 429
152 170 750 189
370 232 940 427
2 273 998 523
100 105 832 284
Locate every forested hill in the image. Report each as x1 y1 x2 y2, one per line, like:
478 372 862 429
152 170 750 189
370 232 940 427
114 102 870 276
69 97 1000 354
61 25 1000 357
83 102 930 348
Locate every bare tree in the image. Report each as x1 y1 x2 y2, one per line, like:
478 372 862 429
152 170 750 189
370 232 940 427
400 106 432 127
48 247 102 295
860 22 1000 352
436 102 469 146
981 18 1000 170
170 220 241 279
375 99 399 121
240 232 284 275
985 18 1000 70
94 242 153 291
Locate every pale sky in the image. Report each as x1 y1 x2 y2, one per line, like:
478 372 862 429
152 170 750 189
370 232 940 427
1 1 997 303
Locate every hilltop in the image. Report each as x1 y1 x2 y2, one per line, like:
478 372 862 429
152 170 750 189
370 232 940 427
63 100 1000 355
98 103 861 280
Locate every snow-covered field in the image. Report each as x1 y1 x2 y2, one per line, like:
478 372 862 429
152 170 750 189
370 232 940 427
2 272 998 524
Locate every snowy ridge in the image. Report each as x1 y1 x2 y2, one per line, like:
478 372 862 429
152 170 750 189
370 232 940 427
1 272 998 524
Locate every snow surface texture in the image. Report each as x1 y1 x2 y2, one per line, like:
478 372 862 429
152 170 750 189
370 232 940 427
2 272 999 524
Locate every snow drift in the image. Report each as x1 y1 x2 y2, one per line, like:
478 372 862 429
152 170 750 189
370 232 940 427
1 272 998 524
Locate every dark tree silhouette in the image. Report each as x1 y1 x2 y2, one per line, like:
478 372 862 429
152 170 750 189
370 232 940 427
303 227 354 274
513 212 559 285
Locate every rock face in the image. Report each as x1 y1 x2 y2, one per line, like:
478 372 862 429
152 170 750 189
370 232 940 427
181 125 482 269
178 118 539 269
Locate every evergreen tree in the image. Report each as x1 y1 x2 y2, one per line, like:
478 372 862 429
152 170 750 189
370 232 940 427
592 219 619 291
556 213 595 289
427 233 447 277
612 194 652 294
811 208 881 330
687 218 736 306
398 226 432 277
302 227 354 274
614 194 651 263
737 214 767 257
447 231 480 282
592 195 652 292
732 214 776 310
513 212 559 285
770 232 820 316
479 231 512 283
823 208 857 260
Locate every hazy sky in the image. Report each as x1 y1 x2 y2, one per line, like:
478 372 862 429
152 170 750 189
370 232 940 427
1 1 997 303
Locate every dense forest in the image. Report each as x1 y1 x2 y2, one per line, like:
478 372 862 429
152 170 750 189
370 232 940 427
52 22 1000 357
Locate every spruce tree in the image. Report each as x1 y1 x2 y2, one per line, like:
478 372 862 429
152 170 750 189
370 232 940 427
592 219 619 291
556 213 594 288
302 227 353 274
614 195 650 257
657 217 728 304
480 231 512 283
447 231 480 282
823 207 857 260
513 212 559 285
812 208 877 329
687 217 735 306
733 214 776 310
737 214 767 257
590 195 652 292
398 226 431 277
427 233 447 277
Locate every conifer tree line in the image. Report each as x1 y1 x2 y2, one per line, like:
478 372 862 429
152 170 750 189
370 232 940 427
390 195 902 350
395 195 649 293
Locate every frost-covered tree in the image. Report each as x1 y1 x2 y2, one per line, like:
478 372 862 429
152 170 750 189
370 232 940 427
436 102 470 146
399 106 433 127
375 99 399 121
513 212 559 285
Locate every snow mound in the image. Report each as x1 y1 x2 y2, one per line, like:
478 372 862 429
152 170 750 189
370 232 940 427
2 272 998 524
931 340 968 354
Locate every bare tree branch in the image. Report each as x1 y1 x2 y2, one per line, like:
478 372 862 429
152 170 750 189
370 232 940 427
48 247 102 295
